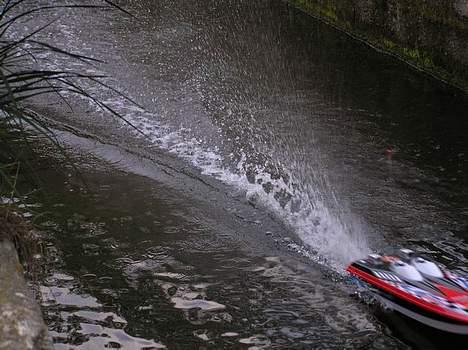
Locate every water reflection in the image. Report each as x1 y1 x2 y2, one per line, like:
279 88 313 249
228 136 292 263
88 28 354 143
42 273 166 349
36 159 403 349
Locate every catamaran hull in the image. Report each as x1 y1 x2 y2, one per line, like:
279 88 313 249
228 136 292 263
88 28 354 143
347 253 468 335
351 275 468 335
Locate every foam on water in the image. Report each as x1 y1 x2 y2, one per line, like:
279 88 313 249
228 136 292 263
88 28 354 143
35 56 369 269
62 85 370 268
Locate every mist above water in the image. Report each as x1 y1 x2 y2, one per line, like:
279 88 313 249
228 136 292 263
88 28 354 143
116 0 374 267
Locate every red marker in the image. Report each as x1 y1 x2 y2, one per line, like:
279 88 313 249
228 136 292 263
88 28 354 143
385 145 393 160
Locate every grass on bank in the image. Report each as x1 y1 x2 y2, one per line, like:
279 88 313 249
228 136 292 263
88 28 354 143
0 0 137 264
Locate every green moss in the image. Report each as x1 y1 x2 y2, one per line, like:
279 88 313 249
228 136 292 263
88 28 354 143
374 37 468 89
321 4 338 21
381 38 442 78
382 38 396 50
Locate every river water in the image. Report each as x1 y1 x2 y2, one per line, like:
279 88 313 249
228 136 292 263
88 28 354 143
12 0 468 348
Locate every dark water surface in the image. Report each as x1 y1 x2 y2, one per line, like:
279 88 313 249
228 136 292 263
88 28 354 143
12 0 468 348
32 142 396 349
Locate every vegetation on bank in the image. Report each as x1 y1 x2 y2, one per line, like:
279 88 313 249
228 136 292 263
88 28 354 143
0 0 132 263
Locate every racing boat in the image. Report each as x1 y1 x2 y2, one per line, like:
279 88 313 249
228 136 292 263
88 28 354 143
347 249 468 334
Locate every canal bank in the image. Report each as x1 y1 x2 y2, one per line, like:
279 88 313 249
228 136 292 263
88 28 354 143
0 238 51 350
288 0 468 92
0 134 51 349
0 153 52 349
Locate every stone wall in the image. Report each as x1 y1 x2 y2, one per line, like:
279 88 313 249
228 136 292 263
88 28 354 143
288 0 468 91
0 240 51 350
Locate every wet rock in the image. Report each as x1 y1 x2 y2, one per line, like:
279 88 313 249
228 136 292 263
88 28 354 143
0 240 51 349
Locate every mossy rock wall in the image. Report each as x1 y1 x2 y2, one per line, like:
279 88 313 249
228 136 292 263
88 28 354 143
289 0 468 91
